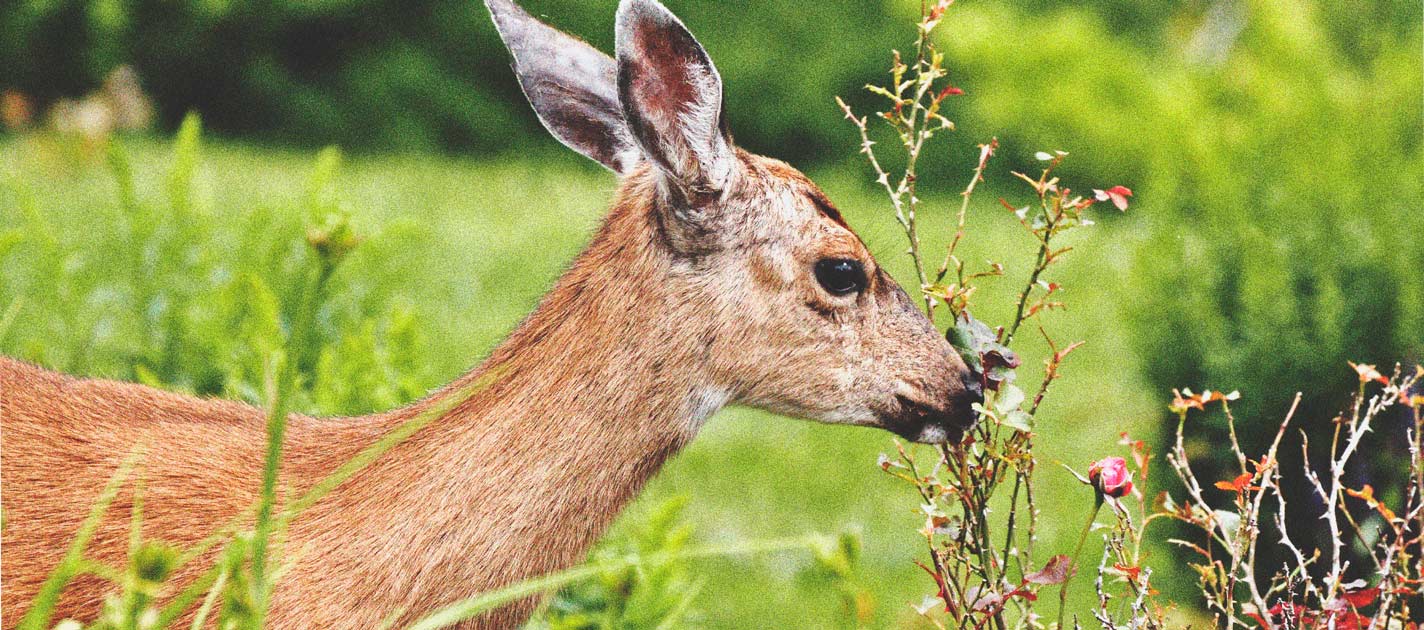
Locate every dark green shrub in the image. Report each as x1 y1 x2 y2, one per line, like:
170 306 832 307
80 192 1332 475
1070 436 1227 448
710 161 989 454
0 0 909 159
930 0 1422 583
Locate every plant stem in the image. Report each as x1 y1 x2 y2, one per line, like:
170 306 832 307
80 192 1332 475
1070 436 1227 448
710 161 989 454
1058 495 1103 630
1006 225 1052 345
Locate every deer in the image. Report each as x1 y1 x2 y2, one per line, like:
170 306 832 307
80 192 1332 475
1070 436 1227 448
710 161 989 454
0 0 984 627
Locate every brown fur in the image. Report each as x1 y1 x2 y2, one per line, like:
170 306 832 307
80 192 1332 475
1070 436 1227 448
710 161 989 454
3 1 979 623
1 156 974 628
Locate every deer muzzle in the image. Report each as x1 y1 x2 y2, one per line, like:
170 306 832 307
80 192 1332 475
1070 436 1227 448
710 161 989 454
885 370 984 444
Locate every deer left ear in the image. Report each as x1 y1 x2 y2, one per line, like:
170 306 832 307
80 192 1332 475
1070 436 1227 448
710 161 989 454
615 0 738 200
487 0 642 174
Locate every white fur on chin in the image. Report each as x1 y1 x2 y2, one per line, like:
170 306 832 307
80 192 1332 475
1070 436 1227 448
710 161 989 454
914 423 952 444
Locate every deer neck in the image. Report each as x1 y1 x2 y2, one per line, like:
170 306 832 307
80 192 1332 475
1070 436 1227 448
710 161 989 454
292 183 724 618
435 181 725 465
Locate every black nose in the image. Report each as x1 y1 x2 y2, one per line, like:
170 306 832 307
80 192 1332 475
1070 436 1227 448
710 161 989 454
961 371 985 405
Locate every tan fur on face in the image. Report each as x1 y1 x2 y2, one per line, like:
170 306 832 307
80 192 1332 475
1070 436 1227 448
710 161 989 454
657 154 976 433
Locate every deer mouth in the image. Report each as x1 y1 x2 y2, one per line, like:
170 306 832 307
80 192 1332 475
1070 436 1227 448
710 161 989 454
883 394 980 444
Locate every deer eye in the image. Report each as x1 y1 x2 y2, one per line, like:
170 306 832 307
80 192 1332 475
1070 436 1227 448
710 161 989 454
814 259 866 296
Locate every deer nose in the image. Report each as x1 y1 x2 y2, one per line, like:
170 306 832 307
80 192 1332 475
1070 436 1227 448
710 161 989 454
961 372 984 406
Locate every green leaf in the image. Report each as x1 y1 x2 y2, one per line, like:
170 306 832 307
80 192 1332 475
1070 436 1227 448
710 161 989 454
995 384 1026 415
1213 510 1242 534
946 312 1020 391
1001 410 1033 433
166 112 203 218
134 364 165 388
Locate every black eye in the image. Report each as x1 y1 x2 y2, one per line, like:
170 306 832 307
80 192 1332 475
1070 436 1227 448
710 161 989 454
814 259 867 296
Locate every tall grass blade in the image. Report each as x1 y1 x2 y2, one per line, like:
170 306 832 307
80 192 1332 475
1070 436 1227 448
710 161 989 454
0 296 22 345
406 535 828 630
106 139 139 217
249 350 291 626
18 452 141 630
167 113 202 221
281 368 503 521
189 563 229 630
154 563 222 628
652 578 704 630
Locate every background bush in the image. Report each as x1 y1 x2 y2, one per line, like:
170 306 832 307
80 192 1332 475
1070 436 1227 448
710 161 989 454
0 0 909 157
929 0 1423 583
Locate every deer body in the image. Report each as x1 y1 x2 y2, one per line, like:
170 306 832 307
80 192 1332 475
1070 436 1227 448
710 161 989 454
1 1 980 627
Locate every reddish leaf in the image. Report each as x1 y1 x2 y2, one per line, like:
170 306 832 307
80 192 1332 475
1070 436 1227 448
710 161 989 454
915 560 952 612
1346 485 1398 522
1092 185 1133 211
1215 472 1258 494
1340 586 1380 608
927 0 953 21
1349 361 1390 385
1113 562 1143 583
1026 555 1073 585
1169 388 1239 414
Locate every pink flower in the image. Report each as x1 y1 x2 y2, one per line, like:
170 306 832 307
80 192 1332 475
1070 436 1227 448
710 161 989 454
1092 186 1133 211
1087 457 1133 498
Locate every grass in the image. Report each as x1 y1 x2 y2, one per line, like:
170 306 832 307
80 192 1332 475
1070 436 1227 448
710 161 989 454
1 133 1172 628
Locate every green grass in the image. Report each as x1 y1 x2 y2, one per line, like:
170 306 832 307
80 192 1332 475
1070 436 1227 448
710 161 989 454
1 133 1173 628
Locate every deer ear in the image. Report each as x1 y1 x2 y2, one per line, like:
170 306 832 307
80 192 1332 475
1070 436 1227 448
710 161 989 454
615 0 737 197
487 0 642 174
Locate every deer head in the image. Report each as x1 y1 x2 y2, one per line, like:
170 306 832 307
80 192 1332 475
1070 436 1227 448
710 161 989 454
487 0 982 443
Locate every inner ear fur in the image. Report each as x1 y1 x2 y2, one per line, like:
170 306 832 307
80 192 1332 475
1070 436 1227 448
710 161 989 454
486 0 642 174
615 0 738 199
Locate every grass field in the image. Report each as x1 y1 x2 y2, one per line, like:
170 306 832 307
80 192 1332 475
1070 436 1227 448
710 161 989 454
1 132 1174 628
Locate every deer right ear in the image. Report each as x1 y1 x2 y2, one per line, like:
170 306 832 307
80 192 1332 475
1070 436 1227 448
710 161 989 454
487 0 642 174
615 0 737 199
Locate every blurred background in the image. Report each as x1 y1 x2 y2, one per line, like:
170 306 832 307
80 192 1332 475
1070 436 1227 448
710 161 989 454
2 0 1421 627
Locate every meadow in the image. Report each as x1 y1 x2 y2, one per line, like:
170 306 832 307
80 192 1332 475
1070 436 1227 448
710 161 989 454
1 130 1165 627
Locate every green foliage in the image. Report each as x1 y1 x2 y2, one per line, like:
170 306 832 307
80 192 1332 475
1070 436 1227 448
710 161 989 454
934 0 1423 402
0 116 430 417
931 0 1422 582
799 530 872 629
0 0 909 158
529 498 702 630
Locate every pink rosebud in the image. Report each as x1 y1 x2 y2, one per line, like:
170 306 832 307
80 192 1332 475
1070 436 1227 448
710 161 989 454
1087 456 1133 498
